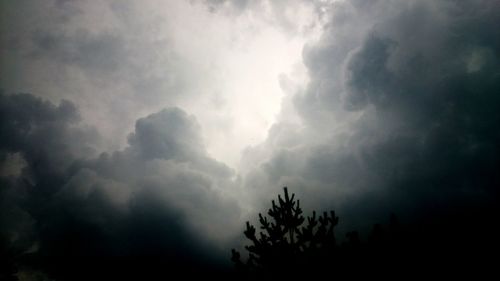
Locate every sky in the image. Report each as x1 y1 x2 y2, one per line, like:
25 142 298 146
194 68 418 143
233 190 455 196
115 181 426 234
1 0 499 279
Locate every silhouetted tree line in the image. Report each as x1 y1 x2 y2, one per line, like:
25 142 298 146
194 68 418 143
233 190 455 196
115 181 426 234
2 187 497 280
231 187 498 280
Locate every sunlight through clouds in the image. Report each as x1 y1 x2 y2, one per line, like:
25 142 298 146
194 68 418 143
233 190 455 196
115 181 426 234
3 0 498 279
162 0 320 168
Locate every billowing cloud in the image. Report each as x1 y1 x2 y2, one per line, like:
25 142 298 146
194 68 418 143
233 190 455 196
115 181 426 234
242 0 500 229
1 0 500 279
0 0 317 167
0 93 240 279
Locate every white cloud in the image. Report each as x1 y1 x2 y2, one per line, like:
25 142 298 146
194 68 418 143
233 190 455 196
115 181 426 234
0 0 320 168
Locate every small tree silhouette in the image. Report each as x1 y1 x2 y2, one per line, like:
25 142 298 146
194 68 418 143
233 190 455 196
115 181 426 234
231 187 339 277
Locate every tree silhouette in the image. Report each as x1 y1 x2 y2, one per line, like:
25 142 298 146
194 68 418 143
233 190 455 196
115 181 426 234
231 187 500 279
231 187 340 278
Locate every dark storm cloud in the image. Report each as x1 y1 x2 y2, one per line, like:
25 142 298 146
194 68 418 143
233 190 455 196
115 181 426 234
243 0 500 228
0 93 239 279
2 0 500 278
127 108 233 177
128 108 205 161
0 93 102 277
0 93 100 188
0 0 192 154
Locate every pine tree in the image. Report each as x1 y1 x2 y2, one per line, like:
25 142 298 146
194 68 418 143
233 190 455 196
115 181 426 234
231 187 339 277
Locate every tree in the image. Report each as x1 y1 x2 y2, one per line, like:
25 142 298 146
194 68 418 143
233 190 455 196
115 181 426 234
231 187 339 278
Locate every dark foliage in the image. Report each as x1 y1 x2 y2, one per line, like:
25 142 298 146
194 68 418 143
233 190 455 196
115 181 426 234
231 187 340 278
232 187 499 280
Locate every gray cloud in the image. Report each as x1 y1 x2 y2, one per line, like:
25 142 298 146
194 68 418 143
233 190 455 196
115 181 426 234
2 0 500 278
127 108 234 178
0 0 192 154
242 0 500 229
31 30 127 75
1 0 317 167
0 92 240 279
128 108 205 160
0 93 100 189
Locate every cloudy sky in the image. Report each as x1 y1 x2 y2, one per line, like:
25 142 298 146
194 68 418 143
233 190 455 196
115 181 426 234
1 0 499 279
